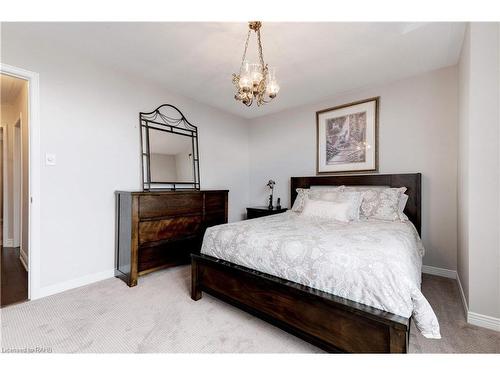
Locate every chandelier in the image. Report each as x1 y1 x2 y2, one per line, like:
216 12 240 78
232 21 280 107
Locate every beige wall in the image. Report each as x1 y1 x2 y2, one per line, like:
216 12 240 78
457 23 500 319
1 104 12 243
1 103 14 243
249 66 459 270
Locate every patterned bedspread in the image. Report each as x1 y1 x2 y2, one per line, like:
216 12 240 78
201 212 440 338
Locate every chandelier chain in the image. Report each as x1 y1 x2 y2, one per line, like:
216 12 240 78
256 29 266 68
240 30 251 72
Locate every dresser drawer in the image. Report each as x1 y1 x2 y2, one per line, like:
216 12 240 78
138 215 203 245
138 236 202 273
204 212 227 228
205 192 226 212
139 193 203 219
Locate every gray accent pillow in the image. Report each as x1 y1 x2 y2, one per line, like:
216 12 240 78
344 186 407 221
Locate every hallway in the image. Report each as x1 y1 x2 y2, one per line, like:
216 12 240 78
1 246 28 307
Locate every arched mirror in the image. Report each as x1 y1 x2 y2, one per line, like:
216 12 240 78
140 104 200 191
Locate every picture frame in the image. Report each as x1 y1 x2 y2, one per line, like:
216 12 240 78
316 97 379 174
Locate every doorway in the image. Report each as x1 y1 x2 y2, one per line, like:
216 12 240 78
0 73 29 307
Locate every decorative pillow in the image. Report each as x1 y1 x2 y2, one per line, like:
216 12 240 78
300 198 352 223
344 186 407 221
309 191 363 221
398 193 409 221
291 188 309 212
291 186 344 213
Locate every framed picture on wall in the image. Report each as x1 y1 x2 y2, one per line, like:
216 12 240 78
316 97 379 174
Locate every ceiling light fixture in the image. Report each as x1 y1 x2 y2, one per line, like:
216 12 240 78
232 21 280 107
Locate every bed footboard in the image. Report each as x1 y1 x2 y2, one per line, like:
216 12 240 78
191 253 409 353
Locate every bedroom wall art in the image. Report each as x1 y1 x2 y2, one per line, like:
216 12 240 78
316 97 379 174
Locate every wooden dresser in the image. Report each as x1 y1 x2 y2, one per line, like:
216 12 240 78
115 190 228 286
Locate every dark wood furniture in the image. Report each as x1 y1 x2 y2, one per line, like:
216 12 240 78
115 190 228 287
246 206 287 219
191 173 421 353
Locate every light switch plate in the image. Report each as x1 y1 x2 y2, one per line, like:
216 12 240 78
45 153 56 166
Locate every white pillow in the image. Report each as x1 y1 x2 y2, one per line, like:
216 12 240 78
300 199 352 222
309 191 363 221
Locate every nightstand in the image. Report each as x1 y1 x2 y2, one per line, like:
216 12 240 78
246 206 288 220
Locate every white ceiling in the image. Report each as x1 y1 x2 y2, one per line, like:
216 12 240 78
3 22 466 119
0 73 27 105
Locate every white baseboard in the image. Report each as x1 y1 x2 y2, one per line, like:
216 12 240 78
455 272 499 332
422 266 499 332
422 265 457 279
4 238 14 247
468 312 500 332
19 248 28 271
35 269 115 300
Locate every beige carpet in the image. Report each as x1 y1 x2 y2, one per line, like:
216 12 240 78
1 266 499 353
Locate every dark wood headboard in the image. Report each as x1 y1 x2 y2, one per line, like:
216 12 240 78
290 173 421 234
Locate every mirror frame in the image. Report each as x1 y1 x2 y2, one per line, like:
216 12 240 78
139 104 200 191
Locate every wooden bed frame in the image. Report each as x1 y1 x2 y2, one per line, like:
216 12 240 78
191 173 421 353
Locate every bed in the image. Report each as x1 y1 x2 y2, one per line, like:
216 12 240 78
191 173 439 353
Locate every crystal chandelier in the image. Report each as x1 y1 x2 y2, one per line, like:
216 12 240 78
232 21 280 107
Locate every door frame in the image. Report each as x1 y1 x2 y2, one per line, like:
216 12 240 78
13 117 22 248
1 123 7 245
1 63 41 300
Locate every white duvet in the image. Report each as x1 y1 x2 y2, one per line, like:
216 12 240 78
201 212 441 339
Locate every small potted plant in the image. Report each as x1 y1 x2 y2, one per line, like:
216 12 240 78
266 180 276 209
